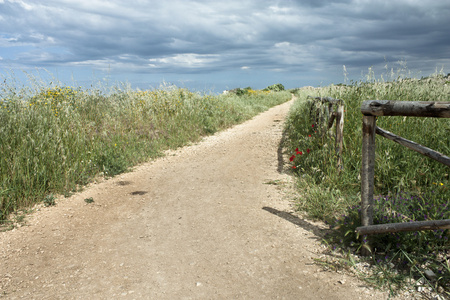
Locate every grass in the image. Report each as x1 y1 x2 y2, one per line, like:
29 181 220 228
84 197 94 204
284 70 449 298
0 76 291 225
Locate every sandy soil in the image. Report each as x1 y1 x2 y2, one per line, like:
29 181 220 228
0 99 394 299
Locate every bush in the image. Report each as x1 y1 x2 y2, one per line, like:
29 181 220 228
265 83 285 92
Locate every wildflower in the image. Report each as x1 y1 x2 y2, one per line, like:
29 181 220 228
295 148 299 152
312 124 314 128
290 155 295 162
296 151 302 155
308 135 311 138
307 148 310 154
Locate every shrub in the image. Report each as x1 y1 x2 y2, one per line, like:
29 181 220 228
265 83 285 92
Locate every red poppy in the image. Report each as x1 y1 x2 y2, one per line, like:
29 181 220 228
295 148 299 152
297 151 302 155
308 135 311 137
292 166 297 169
312 124 314 128
290 155 295 161
307 148 310 154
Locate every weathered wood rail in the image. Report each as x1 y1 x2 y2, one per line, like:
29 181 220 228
356 219 450 235
360 100 450 118
307 96 345 172
357 100 450 247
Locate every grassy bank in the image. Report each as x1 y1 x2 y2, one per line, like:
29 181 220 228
0 80 291 223
285 74 449 297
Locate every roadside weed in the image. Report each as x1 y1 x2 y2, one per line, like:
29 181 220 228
43 194 56 207
285 71 449 297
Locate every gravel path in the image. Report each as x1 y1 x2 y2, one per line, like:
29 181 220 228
0 99 392 299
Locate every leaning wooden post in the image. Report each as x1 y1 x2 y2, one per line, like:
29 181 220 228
361 115 376 255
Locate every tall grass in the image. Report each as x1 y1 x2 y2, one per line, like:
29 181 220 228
0 78 291 221
284 72 449 296
286 74 449 214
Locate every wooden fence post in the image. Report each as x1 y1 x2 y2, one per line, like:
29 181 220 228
361 115 376 255
336 105 345 172
308 96 346 173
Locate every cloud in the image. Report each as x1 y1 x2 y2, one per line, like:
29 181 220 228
0 0 449 90
149 53 220 69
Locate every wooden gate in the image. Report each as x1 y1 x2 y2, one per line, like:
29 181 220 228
357 100 450 246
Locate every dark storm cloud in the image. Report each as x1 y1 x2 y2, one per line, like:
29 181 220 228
0 0 449 86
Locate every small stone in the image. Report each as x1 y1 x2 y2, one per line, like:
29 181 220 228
196 282 202 287
424 269 436 280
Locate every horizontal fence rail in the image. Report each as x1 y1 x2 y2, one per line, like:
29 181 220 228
357 219 450 236
361 100 450 118
357 100 450 253
308 96 344 105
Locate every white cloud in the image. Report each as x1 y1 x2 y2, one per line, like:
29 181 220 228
149 54 219 69
9 0 32 10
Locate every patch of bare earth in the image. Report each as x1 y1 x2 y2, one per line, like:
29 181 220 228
1 99 398 299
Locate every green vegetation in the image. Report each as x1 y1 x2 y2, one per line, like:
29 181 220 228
84 197 94 204
0 78 291 224
265 83 285 92
43 194 56 207
284 72 449 297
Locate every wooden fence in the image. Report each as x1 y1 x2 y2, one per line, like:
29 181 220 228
307 96 345 172
357 100 450 243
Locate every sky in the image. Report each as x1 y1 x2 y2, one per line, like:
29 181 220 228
0 0 449 93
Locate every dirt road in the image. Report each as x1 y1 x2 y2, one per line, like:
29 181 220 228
1 99 390 299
